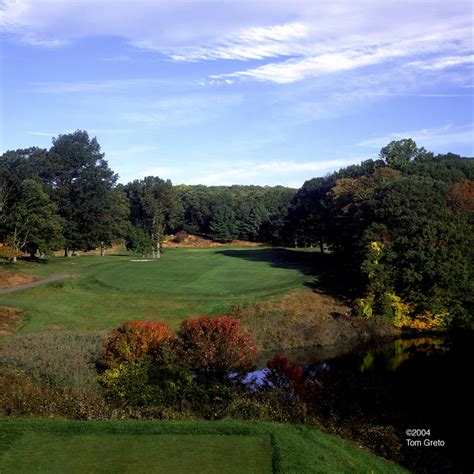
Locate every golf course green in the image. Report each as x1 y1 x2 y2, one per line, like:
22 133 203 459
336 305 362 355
0 247 315 332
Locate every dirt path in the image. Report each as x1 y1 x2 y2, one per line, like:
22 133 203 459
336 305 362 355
0 274 68 295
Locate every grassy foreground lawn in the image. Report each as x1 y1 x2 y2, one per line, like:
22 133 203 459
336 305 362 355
0 248 317 333
0 419 407 473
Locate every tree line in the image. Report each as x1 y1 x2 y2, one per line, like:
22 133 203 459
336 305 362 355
0 130 295 260
1 131 472 327
285 139 473 328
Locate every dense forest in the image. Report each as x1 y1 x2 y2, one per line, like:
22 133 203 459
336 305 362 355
1 130 473 328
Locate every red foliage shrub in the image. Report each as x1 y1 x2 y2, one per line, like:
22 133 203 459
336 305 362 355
100 320 174 370
176 317 257 379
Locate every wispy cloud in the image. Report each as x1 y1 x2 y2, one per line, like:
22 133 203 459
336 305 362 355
133 158 356 187
162 23 309 62
405 55 474 71
209 30 473 84
25 131 56 136
357 124 474 150
26 128 130 137
187 159 358 186
31 78 178 94
2 1 472 90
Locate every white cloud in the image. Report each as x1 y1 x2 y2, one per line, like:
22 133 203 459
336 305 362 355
26 128 129 137
163 23 309 62
31 78 176 94
406 55 474 71
357 124 474 150
209 29 473 84
174 159 356 186
113 153 357 186
25 131 56 136
1 0 471 91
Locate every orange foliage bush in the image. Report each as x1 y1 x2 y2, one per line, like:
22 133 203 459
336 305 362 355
0 244 22 261
99 320 174 370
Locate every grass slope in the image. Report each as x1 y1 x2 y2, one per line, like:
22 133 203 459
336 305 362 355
0 248 316 333
0 419 407 474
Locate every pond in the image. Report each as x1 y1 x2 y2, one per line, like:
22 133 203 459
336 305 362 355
254 334 473 473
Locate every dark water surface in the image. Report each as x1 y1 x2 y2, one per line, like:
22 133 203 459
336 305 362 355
255 334 473 473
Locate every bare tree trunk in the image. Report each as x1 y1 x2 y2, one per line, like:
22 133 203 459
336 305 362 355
320 239 325 254
12 255 17 263
100 243 105 256
151 215 161 259
151 242 160 259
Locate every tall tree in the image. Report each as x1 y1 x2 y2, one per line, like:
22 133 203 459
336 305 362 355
43 130 122 255
1 180 63 261
379 138 431 171
209 200 237 242
125 177 182 258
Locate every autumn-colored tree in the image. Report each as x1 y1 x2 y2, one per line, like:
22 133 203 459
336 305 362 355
0 244 22 262
176 317 257 381
446 179 474 215
99 320 174 370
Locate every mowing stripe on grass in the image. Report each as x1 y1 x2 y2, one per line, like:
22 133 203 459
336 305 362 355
0 433 272 474
0 419 409 474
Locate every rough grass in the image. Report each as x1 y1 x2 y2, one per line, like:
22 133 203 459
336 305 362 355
0 307 25 336
0 270 39 289
231 290 396 352
0 419 408 473
0 248 318 333
0 331 105 390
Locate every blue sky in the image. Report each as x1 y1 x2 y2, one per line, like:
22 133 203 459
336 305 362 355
0 0 473 187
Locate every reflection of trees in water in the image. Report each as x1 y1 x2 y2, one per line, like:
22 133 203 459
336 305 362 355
359 337 447 372
307 335 470 473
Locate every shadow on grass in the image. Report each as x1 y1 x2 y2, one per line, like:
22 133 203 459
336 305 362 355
216 248 361 300
22 256 49 264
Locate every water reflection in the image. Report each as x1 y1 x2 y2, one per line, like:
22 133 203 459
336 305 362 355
253 334 473 473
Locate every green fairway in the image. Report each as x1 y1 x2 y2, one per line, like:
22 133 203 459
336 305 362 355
0 248 316 333
0 419 408 474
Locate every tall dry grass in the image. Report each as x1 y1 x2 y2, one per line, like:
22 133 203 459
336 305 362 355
0 331 106 391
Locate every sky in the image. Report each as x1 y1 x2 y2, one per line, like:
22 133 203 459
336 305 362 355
0 0 473 187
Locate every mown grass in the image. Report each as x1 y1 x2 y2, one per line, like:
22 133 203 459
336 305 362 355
0 419 408 473
0 248 318 333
